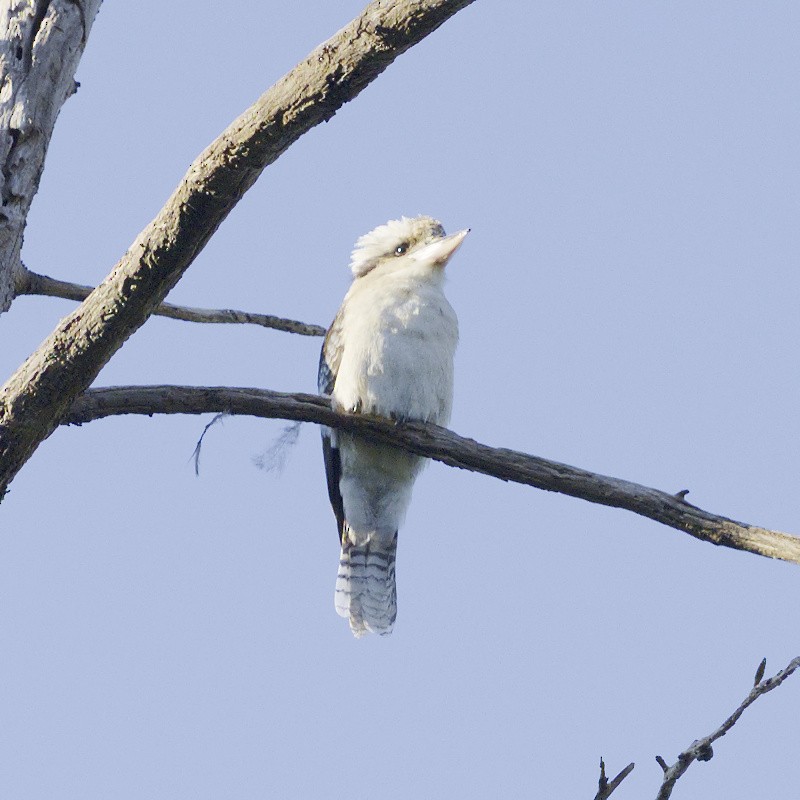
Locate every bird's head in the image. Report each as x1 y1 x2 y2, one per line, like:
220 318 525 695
349 215 469 282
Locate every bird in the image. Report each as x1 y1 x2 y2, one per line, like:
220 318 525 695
318 215 468 637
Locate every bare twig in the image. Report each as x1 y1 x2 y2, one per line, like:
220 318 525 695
594 758 635 800
655 657 800 800
64 385 800 566
19 270 325 336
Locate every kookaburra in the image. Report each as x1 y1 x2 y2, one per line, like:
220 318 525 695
318 216 469 637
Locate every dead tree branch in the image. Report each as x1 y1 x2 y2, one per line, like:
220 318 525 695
64 385 800 566
18 270 325 336
594 758 635 800
0 0 476 500
0 0 103 312
654 657 800 799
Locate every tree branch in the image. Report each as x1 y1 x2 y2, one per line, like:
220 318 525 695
0 0 476 499
654 657 800 799
0 0 103 312
594 758 635 800
18 269 326 336
64 385 800 566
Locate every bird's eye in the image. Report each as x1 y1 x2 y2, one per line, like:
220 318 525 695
394 242 409 256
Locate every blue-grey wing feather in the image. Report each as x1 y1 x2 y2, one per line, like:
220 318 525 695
319 312 346 541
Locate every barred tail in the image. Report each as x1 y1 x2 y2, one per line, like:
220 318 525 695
335 531 397 638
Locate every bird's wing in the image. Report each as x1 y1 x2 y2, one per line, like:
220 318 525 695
318 311 346 542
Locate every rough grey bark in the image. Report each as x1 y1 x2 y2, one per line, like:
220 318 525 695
0 0 103 312
0 0 476 500
65 385 800 566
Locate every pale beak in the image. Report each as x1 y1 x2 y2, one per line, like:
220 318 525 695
411 228 470 268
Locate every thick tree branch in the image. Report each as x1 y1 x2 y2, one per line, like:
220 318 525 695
18 269 326 335
0 0 476 499
0 0 103 313
64 385 800 566
654 657 800 799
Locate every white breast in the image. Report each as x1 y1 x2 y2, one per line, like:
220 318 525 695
333 273 458 425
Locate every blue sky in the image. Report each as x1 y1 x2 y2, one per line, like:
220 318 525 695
1 2 799 797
